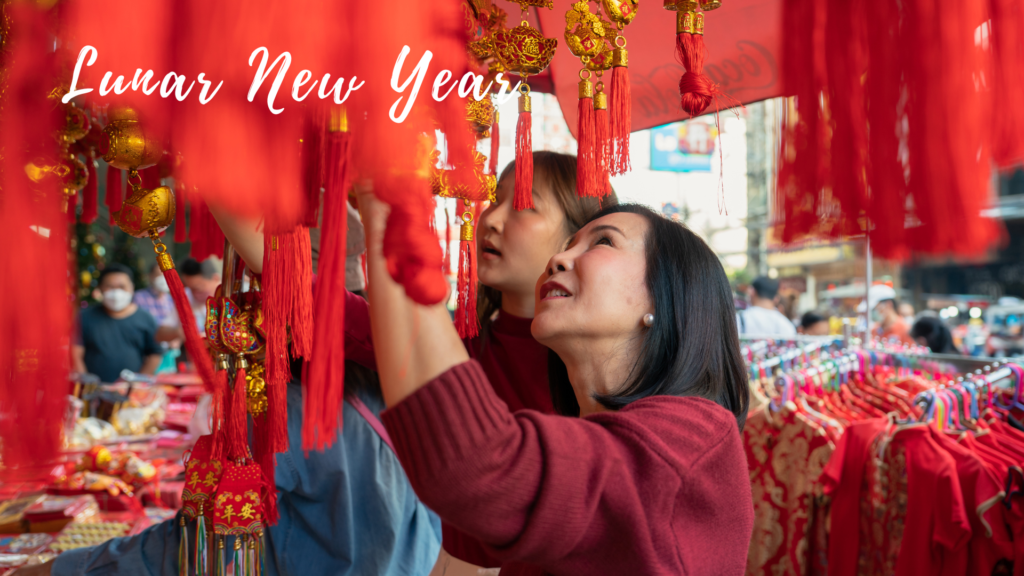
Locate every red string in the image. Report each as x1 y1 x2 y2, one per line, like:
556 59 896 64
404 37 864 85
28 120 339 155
228 365 248 460
610 65 632 175
576 91 598 198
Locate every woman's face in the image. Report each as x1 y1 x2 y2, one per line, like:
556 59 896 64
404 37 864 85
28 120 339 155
531 212 652 348
477 173 570 299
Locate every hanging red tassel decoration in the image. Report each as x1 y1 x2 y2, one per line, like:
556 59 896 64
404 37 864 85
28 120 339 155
81 152 99 224
576 77 599 197
489 110 500 176
454 202 479 339
304 111 350 451
105 163 123 225
594 84 612 198
173 181 187 243
228 362 249 460
990 0 1024 167
514 89 534 211
252 414 277 524
189 199 225 262
676 10 713 118
443 203 453 276
610 46 631 175
262 231 292 455
301 110 326 228
291 228 314 360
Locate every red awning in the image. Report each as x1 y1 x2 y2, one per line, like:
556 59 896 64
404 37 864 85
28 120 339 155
532 0 782 136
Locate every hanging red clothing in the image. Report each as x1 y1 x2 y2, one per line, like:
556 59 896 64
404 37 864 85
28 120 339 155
380 360 754 576
834 423 972 576
743 406 834 576
931 429 1014 575
343 291 553 567
822 419 888 576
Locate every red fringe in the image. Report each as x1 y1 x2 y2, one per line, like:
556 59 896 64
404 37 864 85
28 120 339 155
595 106 612 198
252 414 278 524
105 163 123 226
173 182 187 243
304 130 350 451
990 0 1024 167
228 366 248 460
443 205 452 276
677 33 714 118
610 66 632 175
82 154 98 224
514 109 534 210
210 370 228 461
576 95 598 198
291 228 314 360
489 113 500 176
0 2 67 481
302 111 325 228
454 238 479 339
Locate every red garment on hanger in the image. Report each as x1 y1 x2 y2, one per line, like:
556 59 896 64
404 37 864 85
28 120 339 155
743 407 834 576
931 429 1014 574
822 419 887 576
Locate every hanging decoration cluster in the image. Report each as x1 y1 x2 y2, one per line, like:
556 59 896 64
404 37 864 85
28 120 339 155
665 0 721 118
773 0 1019 259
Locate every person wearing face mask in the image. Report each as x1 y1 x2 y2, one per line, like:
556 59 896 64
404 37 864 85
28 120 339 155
359 191 753 576
134 263 185 344
71 263 163 383
863 284 913 345
179 257 223 334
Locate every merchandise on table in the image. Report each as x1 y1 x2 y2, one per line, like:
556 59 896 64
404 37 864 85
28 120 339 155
48 521 132 553
22 495 99 533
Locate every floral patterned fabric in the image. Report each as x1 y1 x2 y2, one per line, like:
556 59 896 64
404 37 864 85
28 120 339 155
744 407 834 576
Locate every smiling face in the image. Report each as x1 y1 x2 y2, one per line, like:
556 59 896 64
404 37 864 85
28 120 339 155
531 212 653 351
477 173 571 300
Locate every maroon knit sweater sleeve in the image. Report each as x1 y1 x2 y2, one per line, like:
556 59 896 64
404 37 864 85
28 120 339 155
381 360 753 575
343 289 376 370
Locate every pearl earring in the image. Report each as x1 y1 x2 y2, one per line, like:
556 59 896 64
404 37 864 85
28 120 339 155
643 313 654 327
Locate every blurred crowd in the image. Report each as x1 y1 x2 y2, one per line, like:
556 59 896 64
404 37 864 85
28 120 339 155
734 276 1023 358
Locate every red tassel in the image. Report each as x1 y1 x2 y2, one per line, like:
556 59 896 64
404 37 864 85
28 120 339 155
140 166 162 190
210 371 228 461
513 93 534 211
489 110 500 176
105 163 123 225
443 204 452 276
676 14 714 118
454 224 479 339
252 414 278 524
595 91 612 198
302 110 325 228
610 61 632 175
81 154 98 224
228 365 248 460
188 199 225 261
291 228 314 360
304 128 350 451
262 231 292 454
174 182 187 243
576 80 599 198
991 0 1024 167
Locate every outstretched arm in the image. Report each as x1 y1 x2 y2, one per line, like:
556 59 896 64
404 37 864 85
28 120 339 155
206 203 264 273
357 182 467 407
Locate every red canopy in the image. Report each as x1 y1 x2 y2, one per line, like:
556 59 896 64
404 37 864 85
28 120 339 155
534 0 782 136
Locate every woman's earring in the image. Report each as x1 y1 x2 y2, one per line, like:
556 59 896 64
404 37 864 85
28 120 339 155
643 313 654 327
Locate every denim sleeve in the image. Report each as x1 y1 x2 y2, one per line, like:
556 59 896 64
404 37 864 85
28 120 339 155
51 515 183 576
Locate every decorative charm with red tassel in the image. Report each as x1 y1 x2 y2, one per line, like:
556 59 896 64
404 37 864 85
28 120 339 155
491 0 557 211
576 74 599 197
593 81 612 198
565 1 612 198
455 201 479 339
601 0 637 175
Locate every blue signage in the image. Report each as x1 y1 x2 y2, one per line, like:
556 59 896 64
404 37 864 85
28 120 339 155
649 120 717 172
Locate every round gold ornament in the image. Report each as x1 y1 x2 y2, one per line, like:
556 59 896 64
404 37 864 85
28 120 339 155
102 107 164 171
114 182 176 238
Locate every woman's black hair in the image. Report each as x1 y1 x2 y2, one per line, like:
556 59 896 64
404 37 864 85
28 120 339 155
910 316 958 354
547 203 751 429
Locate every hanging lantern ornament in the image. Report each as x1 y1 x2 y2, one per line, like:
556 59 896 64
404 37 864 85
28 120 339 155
491 0 557 211
665 0 720 118
601 0 638 175
565 1 611 199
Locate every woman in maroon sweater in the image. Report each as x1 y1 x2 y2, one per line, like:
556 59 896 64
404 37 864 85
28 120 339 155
360 192 754 576
345 152 615 568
